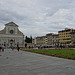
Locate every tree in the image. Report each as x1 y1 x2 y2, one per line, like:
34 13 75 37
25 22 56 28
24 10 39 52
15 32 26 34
25 36 32 43
30 36 32 43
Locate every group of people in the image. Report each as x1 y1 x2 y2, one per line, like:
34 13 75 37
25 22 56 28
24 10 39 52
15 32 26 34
0 44 20 52
0 46 5 52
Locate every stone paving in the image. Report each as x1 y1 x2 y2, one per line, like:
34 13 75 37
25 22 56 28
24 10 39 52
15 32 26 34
0 49 75 75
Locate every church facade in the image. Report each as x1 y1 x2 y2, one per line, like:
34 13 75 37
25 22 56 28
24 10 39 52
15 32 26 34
0 22 24 47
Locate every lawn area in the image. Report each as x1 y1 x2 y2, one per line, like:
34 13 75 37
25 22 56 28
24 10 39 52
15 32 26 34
21 48 75 60
27 49 75 56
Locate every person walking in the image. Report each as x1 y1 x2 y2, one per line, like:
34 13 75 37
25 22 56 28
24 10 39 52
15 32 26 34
2 45 4 52
17 44 20 52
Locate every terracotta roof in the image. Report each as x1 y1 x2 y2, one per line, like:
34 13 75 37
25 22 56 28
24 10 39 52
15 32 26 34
58 28 75 33
46 33 54 36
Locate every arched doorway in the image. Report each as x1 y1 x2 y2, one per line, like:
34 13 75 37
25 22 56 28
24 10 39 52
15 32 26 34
10 39 14 48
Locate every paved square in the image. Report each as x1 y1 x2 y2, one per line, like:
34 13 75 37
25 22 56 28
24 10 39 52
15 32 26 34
0 49 75 75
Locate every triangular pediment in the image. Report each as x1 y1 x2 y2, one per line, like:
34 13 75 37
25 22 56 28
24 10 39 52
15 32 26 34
5 22 18 27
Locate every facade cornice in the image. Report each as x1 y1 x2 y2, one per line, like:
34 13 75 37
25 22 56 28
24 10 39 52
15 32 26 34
5 22 18 27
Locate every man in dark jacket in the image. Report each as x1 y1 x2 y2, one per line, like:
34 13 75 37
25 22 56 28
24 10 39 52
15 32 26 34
17 44 20 52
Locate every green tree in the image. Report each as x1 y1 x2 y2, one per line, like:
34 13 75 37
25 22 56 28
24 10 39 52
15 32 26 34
30 36 32 43
25 36 32 43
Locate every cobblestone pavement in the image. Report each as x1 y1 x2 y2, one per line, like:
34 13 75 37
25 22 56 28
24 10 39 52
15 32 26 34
0 49 75 75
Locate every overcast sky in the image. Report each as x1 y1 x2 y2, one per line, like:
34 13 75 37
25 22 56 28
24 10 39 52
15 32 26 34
0 0 75 37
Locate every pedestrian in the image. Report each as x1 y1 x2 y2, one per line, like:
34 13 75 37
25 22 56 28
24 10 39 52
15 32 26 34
2 45 4 52
17 44 20 52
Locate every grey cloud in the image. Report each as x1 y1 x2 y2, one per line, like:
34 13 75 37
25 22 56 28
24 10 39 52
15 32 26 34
0 0 75 37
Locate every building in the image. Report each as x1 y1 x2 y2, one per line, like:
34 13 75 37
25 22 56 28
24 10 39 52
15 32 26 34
58 28 75 45
34 36 47 47
33 33 59 47
52 34 59 46
46 33 53 46
46 33 59 46
0 22 24 47
32 28 75 48
32 38 36 45
71 31 75 45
